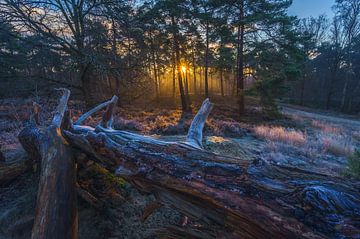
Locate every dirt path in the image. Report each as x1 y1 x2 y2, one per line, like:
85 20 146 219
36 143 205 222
280 104 360 130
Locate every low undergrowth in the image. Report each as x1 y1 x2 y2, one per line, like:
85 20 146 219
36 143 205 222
319 133 355 157
253 125 306 146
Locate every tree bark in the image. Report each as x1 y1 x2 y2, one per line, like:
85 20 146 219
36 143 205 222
220 68 224 97
193 50 197 95
171 16 189 111
18 90 360 239
64 92 360 239
205 22 210 98
236 0 245 116
172 51 176 98
19 89 78 239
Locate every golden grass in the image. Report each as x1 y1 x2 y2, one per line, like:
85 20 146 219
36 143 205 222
311 120 343 134
253 125 306 145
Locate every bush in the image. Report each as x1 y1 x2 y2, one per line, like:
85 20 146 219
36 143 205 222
348 149 360 179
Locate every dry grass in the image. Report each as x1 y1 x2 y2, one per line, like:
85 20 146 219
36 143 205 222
319 133 355 157
253 125 306 146
311 120 343 134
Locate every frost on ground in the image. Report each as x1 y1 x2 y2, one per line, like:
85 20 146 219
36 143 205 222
0 97 359 238
257 105 360 176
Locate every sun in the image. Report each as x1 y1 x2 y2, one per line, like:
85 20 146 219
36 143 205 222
181 65 187 73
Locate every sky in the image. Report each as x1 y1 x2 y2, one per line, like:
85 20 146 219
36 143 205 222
288 0 335 19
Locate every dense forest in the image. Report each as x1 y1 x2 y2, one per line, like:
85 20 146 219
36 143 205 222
1 0 359 114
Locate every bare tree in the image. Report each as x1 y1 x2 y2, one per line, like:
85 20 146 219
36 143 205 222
2 0 106 105
334 0 360 111
298 15 329 105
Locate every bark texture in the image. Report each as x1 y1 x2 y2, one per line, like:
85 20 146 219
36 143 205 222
18 89 360 239
18 89 78 239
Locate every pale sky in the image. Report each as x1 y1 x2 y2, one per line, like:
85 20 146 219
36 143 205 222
288 0 335 19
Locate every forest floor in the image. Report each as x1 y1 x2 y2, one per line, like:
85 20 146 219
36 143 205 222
0 95 359 239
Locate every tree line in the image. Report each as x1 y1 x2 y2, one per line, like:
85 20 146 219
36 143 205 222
291 1 360 113
0 0 359 114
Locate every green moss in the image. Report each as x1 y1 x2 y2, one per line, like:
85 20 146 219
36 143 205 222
348 149 360 179
93 164 127 187
103 172 127 187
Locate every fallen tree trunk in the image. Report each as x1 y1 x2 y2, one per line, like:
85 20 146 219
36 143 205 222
19 89 77 239
19 90 360 238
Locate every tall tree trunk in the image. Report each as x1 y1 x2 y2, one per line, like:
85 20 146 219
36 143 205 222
326 75 335 110
171 16 189 111
185 70 191 104
156 51 161 97
232 68 236 96
172 51 176 98
152 57 159 102
193 51 197 95
150 33 159 101
80 63 96 108
199 66 203 95
204 22 210 98
158 68 161 97
326 52 340 110
184 70 189 96
340 75 350 112
111 18 117 62
220 68 224 97
236 1 245 115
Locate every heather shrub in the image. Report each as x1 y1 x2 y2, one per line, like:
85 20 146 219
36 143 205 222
207 119 246 137
113 117 144 131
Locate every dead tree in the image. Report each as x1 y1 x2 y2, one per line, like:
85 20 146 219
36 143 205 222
19 89 360 239
19 89 77 239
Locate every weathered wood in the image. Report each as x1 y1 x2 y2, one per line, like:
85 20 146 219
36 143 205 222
51 88 71 128
18 91 360 239
74 96 118 126
31 125 77 239
18 89 78 239
101 95 118 128
63 96 360 239
186 98 213 149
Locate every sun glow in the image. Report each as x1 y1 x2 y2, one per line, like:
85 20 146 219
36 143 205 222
181 65 187 73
